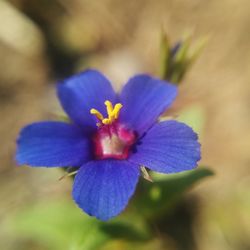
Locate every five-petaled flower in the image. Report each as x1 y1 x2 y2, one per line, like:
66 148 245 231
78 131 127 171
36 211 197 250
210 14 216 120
16 69 201 221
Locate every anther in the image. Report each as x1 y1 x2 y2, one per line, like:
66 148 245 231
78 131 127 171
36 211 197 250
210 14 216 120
104 100 113 116
90 109 104 121
112 103 123 119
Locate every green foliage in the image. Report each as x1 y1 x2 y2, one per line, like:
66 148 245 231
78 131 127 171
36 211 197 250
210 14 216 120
133 168 214 220
159 32 207 84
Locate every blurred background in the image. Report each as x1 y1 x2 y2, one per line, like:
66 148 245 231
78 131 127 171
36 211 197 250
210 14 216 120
0 0 250 249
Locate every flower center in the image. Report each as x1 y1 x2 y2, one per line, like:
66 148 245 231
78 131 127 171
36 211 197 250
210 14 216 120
90 100 136 160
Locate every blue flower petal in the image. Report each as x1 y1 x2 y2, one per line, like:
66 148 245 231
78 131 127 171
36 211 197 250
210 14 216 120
129 120 201 173
119 75 177 136
57 69 116 131
72 160 140 221
16 122 91 167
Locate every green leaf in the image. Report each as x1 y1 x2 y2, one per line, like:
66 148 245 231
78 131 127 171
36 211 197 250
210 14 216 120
159 31 171 80
173 37 190 64
100 221 150 242
133 167 214 220
159 31 206 84
187 36 208 66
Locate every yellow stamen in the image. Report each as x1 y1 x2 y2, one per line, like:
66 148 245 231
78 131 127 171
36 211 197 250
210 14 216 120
112 103 123 119
105 100 113 117
90 100 123 126
90 109 104 121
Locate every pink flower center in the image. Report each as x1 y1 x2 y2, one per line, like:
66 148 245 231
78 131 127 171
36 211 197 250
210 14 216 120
92 122 136 160
90 100 136 160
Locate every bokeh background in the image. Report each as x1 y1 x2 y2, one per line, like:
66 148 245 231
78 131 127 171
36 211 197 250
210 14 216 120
0 0 250 249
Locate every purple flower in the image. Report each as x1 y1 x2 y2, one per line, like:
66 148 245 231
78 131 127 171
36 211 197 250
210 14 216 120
16 69 201 221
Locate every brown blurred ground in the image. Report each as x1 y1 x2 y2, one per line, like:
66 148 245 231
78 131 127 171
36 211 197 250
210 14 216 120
0 0 250 249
